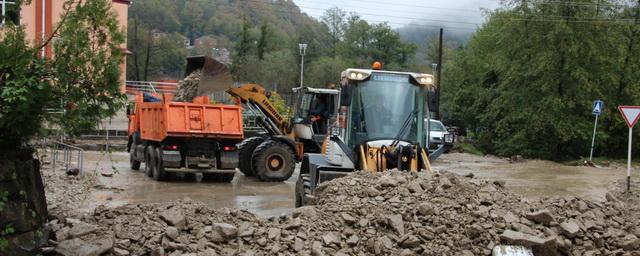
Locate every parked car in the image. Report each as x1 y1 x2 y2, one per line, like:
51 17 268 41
427 119 454 148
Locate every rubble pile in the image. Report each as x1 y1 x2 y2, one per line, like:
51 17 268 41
48 171 638 256
42 165 99 218
173 71 202 102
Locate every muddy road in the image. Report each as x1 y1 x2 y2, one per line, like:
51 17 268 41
64 151 631 218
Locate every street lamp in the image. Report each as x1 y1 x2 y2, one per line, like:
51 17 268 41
299 43 308 88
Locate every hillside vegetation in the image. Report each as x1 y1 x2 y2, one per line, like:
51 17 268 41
126 1 418 92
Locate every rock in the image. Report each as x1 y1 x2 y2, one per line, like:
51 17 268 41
294 238 305 252
165 226 179 240
285 218 302 230
68 221 98 238
503 211 519 223
417 203 433 216
322 232 339 245
113 247 130 256
622 235 640 251
439 177 453 189
347 235 359 246
525 209 556 226
159 209 186 228
212 223 238 241
267 228 281 240
387 214 404 235
559 221 581 238
399 235 420 248
341 212 357 225
311 241 324 256
500 230 556 253
407 182 423 193
55 237 113 256
292 206 318 219
151 247 165 256
465 173 475 178
493 180 506 188
378 175 398 187
256 237 267 247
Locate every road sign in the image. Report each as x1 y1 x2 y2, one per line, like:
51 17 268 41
619 105 640 128
592 100 604 115
618 105 640 192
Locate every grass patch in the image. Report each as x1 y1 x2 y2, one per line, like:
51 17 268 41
453 141 484 156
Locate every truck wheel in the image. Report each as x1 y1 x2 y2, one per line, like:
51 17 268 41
237 137 265 177
295 174 312 207
144 147 154 177
130 147 141 170
252 140 295 182
153 147 167 181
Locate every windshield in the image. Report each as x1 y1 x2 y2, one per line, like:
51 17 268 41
429 120 446 132
347 73 418 147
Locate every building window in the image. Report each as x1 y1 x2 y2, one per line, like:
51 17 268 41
1 0 19 26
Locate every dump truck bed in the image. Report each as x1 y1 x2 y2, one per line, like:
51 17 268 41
134 93 243 142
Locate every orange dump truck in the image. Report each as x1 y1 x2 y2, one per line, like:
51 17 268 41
126 92 244 182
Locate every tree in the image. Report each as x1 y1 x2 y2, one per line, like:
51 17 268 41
441 0 640 160
320 7 347 56
231 19 255 82
257 23 270 60
1 0 126 144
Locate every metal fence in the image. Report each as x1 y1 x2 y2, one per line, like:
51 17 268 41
125 81 178 94
51 141 84 173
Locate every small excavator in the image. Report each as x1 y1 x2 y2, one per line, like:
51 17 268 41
295 62 454 206
184 56 340 182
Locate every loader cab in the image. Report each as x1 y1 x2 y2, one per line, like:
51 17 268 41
339 69 435 150
291 87 340 139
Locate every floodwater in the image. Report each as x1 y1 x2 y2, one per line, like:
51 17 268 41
434 153 628 202
79 151 630 217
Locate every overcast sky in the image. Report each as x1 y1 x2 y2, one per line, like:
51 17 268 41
292 0 502 31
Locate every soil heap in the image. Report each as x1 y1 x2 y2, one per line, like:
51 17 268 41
47 170 638 256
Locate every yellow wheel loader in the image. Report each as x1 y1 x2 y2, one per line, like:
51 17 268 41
227 83 339 182
295 65 454 206
179 56 340 182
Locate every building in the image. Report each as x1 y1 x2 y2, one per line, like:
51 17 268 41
1 0 130 91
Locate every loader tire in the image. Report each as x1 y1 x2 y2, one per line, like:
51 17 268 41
237 136 266 177
144 147 154 177
153 147 167 181
252 140 295 182
130 147 141 170
295 174 312 207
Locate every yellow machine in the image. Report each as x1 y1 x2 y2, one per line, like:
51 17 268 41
227 84 339 182
295 63 454 206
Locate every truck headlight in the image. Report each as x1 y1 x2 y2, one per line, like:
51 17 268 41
412 74 435 87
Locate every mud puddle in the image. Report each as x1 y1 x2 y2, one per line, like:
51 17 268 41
81 151 296 217
73 151 630 218
434 153 628 201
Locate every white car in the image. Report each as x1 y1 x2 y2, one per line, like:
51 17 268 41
427 119 454 147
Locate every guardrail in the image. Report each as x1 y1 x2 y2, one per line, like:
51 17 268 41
125 81 178 94
52 141 84 173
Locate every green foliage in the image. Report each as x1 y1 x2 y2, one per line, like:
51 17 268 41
0 27 50 147
442 0 640 160
0 0 126 147
269 91 290 118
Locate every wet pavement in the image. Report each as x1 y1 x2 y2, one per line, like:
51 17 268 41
79 151 631 218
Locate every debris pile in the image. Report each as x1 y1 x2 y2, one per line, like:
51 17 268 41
48 170 638 255
173 71 202 102
42 165 99 218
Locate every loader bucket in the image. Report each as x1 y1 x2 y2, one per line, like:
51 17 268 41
185 55 233 95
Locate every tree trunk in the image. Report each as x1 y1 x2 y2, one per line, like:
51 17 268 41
0 146 48 255
143 29 153 82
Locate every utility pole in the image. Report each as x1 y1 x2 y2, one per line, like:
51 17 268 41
435 28 443 120
299 43 307 88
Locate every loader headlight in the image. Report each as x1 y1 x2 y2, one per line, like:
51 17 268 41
347 71 371 81
413 74 435 87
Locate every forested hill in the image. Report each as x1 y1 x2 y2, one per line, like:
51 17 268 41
127 1 419 92
126 0 329 82
128 0 323 47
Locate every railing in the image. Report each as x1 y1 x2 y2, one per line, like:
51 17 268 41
52 141 84 173
125 81 178 94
